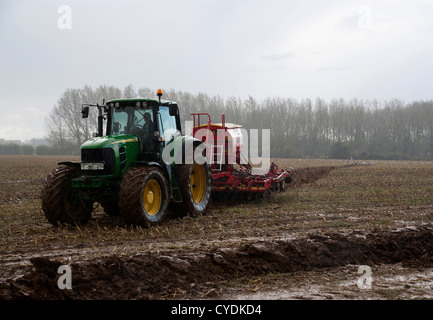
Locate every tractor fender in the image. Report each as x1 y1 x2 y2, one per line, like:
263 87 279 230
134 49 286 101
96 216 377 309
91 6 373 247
130 161 167 175
162 135 204 166
180 135 204 165
58 161 81 167
130 160 173 196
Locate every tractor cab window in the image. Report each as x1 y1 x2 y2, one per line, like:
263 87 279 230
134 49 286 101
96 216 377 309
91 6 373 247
112 108 128 134
112 106 154 138
157 106 180 143
130 108 155 140
111 104 156 154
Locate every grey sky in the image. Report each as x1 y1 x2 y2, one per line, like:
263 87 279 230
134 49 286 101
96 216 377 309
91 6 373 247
1 0 433 141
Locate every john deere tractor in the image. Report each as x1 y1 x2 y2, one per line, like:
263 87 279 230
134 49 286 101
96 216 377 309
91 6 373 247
41 90 212 227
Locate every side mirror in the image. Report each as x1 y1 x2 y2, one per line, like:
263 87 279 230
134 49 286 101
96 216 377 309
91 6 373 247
81 106 89 118
169 104 179 116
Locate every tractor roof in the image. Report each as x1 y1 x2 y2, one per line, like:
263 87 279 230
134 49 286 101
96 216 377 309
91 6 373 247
106 98 176 106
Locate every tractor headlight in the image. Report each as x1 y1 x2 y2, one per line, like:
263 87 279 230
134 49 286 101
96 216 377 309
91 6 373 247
81 162 105 171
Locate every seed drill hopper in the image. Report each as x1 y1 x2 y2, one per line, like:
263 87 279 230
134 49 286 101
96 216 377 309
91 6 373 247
191 113 294 199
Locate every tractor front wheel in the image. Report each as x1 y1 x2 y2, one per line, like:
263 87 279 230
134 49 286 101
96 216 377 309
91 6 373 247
41 166 93 226
118 167 169 227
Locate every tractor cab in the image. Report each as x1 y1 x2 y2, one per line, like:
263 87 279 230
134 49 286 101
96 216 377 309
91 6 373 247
81 95 182 163
105 98 182 161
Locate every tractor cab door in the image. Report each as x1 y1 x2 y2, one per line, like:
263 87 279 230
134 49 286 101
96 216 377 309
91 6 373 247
156 105 181 157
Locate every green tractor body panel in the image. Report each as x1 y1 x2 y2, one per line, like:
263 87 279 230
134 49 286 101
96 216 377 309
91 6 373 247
71 134 141 201
80 134 140 178
163 135 186 166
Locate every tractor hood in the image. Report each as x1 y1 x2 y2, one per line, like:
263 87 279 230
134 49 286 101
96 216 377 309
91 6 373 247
81 134 139 149
79 134 141 179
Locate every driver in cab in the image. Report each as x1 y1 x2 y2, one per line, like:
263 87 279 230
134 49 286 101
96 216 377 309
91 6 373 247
143 112 155 139
130 112 155 153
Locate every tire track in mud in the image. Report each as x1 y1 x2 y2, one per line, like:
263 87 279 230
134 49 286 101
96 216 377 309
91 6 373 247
290 165 337 187
1 225 432 299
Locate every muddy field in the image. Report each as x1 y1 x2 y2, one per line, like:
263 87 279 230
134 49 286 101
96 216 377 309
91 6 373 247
0 155 433 300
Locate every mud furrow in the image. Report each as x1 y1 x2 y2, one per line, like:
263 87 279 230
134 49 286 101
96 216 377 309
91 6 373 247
1 225 432 299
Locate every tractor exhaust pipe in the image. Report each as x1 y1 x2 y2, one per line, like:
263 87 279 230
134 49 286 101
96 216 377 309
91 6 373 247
97 103 104 137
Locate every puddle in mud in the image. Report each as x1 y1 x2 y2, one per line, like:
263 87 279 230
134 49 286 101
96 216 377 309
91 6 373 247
225 264 433 300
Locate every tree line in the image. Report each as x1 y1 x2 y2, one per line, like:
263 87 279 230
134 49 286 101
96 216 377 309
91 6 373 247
0 143 70 155
42 84 433 160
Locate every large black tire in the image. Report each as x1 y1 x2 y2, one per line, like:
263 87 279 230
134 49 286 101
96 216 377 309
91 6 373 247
41 166 93 226
175 157 212 217
118 167 169 227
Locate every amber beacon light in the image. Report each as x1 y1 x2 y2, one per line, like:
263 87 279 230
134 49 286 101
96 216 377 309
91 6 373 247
157 89 163 102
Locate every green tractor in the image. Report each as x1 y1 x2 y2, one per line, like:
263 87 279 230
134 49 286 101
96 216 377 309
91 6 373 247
41 90 212 227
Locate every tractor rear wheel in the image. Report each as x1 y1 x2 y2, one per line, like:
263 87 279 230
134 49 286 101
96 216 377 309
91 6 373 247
176 159 212 217
118 166 169 227
41 166 93 226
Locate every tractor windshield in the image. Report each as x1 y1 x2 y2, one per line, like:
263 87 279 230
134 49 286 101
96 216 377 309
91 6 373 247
112 106 155 152
111 105 154 137
111 104 156 153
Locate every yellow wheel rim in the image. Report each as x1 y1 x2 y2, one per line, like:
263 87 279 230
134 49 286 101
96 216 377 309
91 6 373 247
191 163 207 204
143 179 162 216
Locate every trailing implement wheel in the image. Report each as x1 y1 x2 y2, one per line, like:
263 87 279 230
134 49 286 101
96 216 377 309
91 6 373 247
262 189 271 200
41 166 93 226
118 167 169 227
176 158 212 217
279 179 286 192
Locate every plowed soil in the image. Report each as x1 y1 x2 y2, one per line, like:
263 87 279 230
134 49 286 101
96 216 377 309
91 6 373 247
1 156 433 300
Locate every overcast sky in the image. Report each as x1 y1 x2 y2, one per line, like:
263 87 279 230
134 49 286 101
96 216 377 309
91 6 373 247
1 0 433 141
